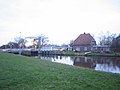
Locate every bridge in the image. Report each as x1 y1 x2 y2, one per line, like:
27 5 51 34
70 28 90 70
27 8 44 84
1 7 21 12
3 48 63 56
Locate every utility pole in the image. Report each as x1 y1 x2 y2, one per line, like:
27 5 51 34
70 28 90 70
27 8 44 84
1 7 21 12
19 32 22 55
38 36 41 54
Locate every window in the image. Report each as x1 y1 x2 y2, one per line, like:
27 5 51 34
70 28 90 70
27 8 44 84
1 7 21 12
76 47 80 51
84 47 87 51
91 40 96 46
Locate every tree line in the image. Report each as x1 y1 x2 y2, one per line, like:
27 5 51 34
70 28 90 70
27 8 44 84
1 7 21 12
98 31 120 52
0 35 49 49
0 32 120 52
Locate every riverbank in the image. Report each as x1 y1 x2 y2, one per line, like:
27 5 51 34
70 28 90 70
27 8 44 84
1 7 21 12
3 49 120 57
85 52 120 57
63 51 120 57
0 52 120 90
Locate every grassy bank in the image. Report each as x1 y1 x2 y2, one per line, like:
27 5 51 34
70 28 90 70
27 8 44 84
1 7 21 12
63 51 120 57
63 51 84 56
85 52 120 57
0 53 120 90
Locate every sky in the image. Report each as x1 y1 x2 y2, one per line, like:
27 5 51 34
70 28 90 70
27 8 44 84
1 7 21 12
0 0 120 46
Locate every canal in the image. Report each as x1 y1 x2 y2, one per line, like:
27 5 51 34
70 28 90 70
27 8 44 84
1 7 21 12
37 55 120 74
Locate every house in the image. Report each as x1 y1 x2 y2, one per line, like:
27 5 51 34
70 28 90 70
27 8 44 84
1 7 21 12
71 33 96 52
92 45 110 53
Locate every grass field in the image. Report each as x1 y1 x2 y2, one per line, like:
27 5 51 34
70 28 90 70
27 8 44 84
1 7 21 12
0 52 120 90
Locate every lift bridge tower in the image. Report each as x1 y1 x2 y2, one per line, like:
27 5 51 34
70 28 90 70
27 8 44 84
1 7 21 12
25 35 48 53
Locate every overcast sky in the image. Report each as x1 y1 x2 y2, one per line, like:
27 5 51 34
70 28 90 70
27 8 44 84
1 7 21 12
0 0 120 46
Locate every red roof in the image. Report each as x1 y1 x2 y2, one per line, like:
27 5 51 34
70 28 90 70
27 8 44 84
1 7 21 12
73 33 95 45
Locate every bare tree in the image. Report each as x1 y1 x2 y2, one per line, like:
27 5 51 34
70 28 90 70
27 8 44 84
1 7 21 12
7 42 19 48
41 37 49 47
98 31 116 45
33 35 49 48
14 37 27 48
111 34 120 52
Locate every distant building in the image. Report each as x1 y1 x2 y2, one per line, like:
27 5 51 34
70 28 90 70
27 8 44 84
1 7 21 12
40 44 69 51
71 33 96 52
93 45 110 53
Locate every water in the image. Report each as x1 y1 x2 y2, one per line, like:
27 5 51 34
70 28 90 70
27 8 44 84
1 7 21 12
37 55 120 74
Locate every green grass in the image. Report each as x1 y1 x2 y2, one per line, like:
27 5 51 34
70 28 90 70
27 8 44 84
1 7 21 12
86 52 120 57
63 51 84 56
0 52 120 90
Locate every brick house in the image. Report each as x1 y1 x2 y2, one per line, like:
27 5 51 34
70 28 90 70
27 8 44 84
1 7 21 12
71 33 96 52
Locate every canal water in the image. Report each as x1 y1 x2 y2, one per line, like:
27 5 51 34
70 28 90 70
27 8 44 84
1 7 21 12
37 55 120 74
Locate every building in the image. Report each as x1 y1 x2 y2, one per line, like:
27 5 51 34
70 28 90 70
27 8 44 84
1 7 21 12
40 44 69 51
93 45 110 53
71 33 96 52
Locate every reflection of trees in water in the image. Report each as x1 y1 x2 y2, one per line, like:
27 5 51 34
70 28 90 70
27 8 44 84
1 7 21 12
72 56 120 69
95 64 120 73
72 56 96 69
38 55 120 73
38 55 54 61
93 57 120 67
37 55 120 73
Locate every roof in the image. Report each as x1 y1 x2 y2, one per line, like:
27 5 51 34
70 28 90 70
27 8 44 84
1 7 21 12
73 33 95 46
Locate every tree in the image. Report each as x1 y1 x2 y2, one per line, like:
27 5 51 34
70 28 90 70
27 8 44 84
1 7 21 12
98 31 116 45
33 35 49 49
110 34 120 52
0 42 19 49
0 45 9 49
39 35 49 47
14 37 27 48
7 42 19 48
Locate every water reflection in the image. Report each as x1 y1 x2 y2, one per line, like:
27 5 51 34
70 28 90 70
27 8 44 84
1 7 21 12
39 55 73 65
38 55 120 74
72 56 120 74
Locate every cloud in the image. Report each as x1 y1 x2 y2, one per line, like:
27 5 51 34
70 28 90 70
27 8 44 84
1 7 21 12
0 0 120 45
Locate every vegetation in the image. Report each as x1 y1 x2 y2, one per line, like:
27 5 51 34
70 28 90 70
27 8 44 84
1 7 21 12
111 35 120 52
0 53 120 90
98 31 116 45
85 52 120 57
0 42 19 49
63 51 120 57
63 51 84 56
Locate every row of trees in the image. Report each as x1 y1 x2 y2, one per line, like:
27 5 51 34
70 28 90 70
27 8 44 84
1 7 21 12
110 35 120 52
0 35 49 49
0 32 120 52
0 37 26 49
98 31 120 52
98 31 116 45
